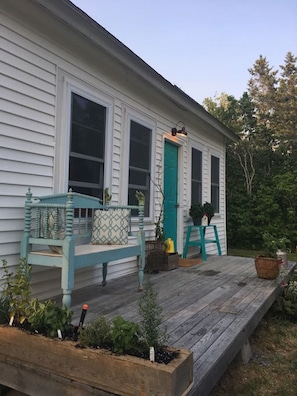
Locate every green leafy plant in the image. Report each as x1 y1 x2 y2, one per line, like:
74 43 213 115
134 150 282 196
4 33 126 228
79 316 112 348
111 316 142 354
203 201 215 221
28 299 73 338
1 258 32 324
274 272 297 320
138 278 169 348
189 202 203 220
0 295 9 324
261 232 290 258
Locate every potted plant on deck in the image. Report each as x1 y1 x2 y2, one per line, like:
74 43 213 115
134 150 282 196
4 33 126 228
189 201 215 226
189 202 203 225
203 202 215 225
255 232 289 280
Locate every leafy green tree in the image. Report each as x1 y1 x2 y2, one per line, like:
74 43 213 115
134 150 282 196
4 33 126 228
204 53 297 249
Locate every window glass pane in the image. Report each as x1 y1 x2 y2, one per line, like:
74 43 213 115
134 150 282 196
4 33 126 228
68 92 106 200
129 121 150 169
211 156 220 184
211 155 220 212
128 120 151 216
71 124 104 158
191 148 202 204
69 157 103 184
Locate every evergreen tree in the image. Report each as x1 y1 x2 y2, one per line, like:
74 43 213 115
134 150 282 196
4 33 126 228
248 55 278 130
274 52 297 141
204 53 297 249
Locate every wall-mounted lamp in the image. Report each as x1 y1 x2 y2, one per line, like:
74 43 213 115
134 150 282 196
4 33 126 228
171 121 188 137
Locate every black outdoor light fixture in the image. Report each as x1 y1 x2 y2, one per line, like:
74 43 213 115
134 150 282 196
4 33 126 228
171 121 188 136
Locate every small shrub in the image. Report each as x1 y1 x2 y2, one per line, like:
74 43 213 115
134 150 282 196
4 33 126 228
0 295 9 324
79 316 112 348
274 272 297 320
28 299 73 338
138 278 169 348
1 258 32 324
111 316 142 354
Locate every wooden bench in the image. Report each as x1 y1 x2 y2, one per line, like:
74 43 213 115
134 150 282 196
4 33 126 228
20 188 145 308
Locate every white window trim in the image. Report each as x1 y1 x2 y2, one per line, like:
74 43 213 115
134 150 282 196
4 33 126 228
122 107 156 220
209 149 222 214
54 73 113 194
190 143 204 205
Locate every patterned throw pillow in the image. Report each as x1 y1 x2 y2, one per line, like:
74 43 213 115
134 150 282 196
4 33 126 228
91 209 130 245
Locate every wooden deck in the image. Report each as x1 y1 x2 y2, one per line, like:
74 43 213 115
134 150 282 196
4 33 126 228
64 255 293 396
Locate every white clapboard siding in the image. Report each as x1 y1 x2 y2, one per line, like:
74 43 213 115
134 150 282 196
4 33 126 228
0 3 228 302
0 15 56 271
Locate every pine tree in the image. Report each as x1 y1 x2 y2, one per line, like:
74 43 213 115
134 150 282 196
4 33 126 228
248 55 278 130
274 52 297 141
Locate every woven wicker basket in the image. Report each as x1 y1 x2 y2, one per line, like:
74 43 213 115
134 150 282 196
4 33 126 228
255 256 281 279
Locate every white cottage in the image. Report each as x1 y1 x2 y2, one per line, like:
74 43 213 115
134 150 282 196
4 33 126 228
0 0 237 300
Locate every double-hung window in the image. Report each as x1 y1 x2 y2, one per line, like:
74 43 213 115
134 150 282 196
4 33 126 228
128 120 151 216
68 92 106 200
191 148 202 204
211 155 220 213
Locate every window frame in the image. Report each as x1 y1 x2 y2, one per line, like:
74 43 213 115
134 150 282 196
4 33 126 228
55 75 113 195
210 153 220 214
123 109 156 220
190 146 203 205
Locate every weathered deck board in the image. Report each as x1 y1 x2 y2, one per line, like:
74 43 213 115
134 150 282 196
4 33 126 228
61 255 294 396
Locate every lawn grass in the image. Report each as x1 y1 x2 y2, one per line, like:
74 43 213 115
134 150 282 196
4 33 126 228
210 248 297 396
210 314 297 395
228 248 297 261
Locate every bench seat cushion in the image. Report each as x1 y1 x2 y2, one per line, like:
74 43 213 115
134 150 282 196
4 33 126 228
91 209 130 245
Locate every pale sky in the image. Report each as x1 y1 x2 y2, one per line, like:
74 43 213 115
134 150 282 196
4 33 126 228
70 0 297 104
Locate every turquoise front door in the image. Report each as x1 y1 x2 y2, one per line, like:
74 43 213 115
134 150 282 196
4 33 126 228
163 140 178 248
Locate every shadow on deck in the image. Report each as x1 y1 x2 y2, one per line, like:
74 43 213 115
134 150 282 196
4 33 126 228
64 255 294 396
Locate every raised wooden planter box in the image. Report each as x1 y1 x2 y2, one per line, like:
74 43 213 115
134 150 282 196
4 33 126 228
0 326 193 396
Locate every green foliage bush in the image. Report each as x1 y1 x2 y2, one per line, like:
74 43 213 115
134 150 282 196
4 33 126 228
79 316 112 348
1 259 73 337
1 258 32 324
111 316 142 354
0 296 9 324
138 278 168 348
275 273 297 320
28 299 73 338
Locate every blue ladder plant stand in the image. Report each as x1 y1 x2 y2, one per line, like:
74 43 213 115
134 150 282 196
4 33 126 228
183 225 222 261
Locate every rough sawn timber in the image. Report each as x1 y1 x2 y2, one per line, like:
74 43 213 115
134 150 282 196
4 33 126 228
0 326 193 396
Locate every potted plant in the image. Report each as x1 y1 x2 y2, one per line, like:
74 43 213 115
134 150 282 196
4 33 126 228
254 232 288 279
189 202 203 225
203 202 215 225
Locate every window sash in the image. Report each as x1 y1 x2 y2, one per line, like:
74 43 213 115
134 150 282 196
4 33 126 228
68 92 106 199
191 148 202 204
211 155 220 212
128 120 151 216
